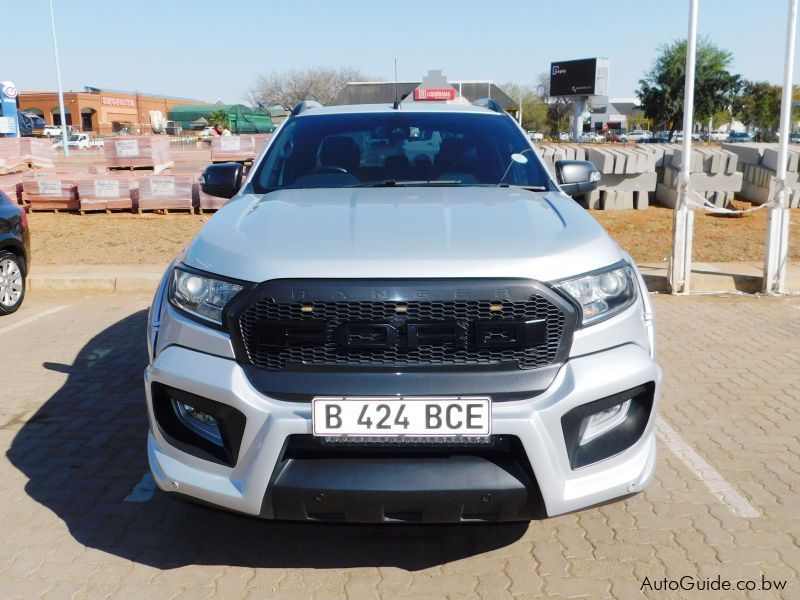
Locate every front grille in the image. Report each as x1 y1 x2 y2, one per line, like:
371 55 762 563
236 292 568 371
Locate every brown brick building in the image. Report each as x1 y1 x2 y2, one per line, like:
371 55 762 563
17 87 206 134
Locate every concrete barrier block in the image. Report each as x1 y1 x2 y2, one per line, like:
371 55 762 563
721 150 737 174
584 189 602 209
722 143 768 167
655 182 679 208
585 148 614 173
596 172 657 191
762 147 800 173
601 189 634 209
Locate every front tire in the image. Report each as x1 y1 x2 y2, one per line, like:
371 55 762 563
0 251 25 315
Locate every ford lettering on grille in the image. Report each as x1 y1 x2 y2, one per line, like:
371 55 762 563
257 319 545 350
230 280 575 371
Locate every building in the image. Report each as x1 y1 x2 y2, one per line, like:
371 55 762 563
335 78 519 118
588 97 650 132
17 86 206 135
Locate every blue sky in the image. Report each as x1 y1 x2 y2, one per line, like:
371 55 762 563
4 0 798 103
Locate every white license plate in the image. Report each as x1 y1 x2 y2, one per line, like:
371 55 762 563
312 396 491 437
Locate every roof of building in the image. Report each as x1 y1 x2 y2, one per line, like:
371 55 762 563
82 86 205 103
334 81 518 111
590 98 643 119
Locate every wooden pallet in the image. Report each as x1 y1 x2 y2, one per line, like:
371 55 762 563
108 161 174 175
135 206 195 215
28 202 80 213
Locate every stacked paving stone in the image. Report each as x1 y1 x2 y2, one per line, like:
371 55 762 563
19 138 56 168
252 133 272 155
0 173 23 204
137 174 195 212
104 136 173 173
654 146 741 208
76 173 140 213
23 167 89 211
211 135 257 162
0 138 55 173
195 181 229 212
724 143 800 208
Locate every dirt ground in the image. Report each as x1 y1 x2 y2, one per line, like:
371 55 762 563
27 203 800 266
593 203 800 263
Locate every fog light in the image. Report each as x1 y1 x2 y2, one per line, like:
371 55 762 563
172 400 223 446
579 399 631 446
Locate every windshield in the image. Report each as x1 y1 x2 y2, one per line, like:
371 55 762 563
251 112 552 192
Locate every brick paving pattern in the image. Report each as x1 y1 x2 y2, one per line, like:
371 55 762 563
0 292 798 598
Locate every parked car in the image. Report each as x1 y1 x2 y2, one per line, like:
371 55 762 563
578 132 606 143
144 99 661 523
727 131 753 143
527 131 544 142
620 130 651 142
558 131 571 141
790 132 800 144
42 125 62 138
53 133 91 150
0 190 29 315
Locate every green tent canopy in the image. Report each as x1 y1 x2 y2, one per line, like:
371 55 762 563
169 104 276 134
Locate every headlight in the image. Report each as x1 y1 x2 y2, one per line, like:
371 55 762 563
168 267 243 325
556 264 636 326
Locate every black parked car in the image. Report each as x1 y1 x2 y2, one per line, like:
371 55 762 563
0 190 29 315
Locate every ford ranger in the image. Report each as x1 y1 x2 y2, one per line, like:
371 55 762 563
144 99 661 523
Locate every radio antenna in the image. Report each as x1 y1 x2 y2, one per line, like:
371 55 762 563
393 59 401 109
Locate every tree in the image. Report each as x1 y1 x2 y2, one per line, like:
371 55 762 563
535 72 574 137
208 109 229 129
501 82 549 131
733 81 782 139
636 37 741 139
249 67 368 108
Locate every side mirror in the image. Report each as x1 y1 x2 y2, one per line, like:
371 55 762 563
554 160 601 197
200 163 244 199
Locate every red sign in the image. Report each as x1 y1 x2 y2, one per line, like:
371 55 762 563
102 96 136 108
414 88 456 101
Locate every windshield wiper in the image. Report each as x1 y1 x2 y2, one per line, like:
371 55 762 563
498 183 548 191
348 179 463 188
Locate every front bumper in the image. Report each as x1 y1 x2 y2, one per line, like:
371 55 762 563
145 338 661 522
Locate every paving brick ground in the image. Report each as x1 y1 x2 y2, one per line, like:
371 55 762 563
1 291 798 599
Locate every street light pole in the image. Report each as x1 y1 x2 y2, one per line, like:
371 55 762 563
763 0 798 294
49 0 69 157
668 0 699 294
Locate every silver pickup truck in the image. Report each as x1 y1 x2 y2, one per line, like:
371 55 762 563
145 99 661 523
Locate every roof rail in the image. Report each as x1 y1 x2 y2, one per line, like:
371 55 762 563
291 100 324 116
472 98 505 114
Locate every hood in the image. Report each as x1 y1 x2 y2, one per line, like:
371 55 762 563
183 187 624 282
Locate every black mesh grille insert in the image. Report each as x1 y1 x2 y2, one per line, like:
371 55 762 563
237 295 567 371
